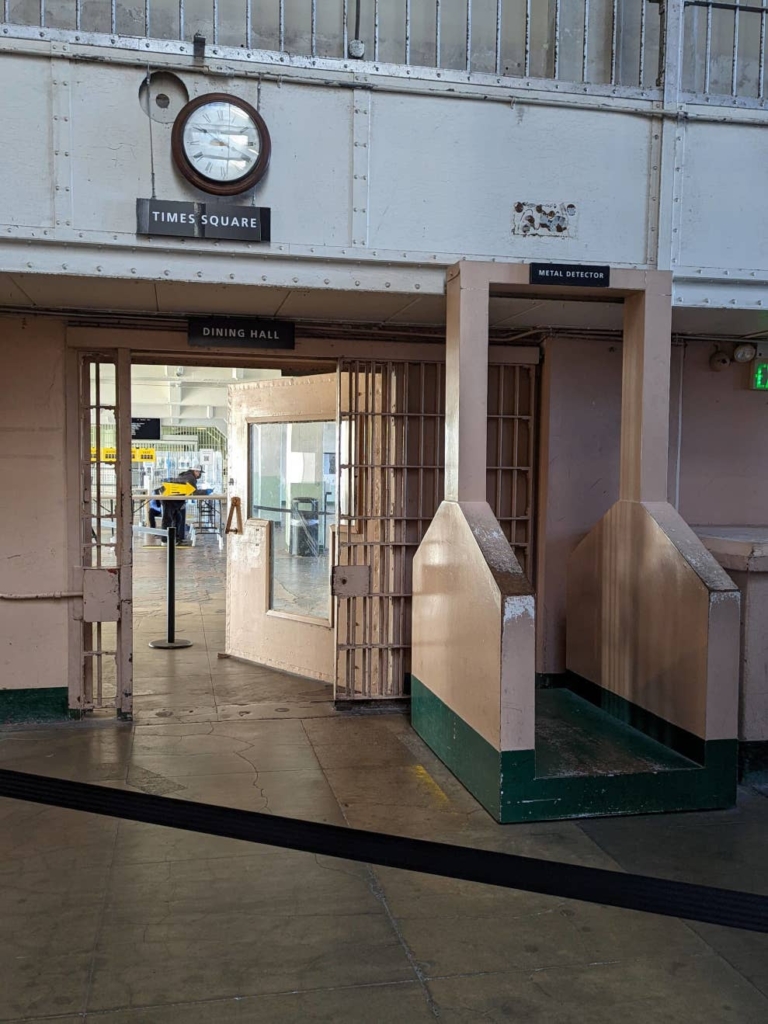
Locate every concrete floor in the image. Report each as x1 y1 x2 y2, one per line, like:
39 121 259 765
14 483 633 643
1 540 767 1022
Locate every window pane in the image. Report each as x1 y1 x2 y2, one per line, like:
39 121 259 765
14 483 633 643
250 420 336 620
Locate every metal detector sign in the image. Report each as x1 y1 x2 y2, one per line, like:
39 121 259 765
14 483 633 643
136 199 271 242
188 317 295 349
529 263 611 287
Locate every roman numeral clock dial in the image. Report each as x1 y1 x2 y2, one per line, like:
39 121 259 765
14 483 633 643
171 93 271 197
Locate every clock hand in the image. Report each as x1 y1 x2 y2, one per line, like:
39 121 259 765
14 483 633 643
193 128 257 160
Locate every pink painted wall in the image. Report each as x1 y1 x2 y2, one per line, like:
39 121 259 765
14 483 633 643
538 337 768 676
0 317 70 691
675 342 768 525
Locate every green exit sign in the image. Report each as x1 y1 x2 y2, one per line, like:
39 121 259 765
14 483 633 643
752 363 768 390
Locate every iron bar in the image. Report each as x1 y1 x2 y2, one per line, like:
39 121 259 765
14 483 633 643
94 364 102 571
145 0 150 37
245 0 250 48
685 2 767 12
583 0 591 82
495 368 503 523
525 0 531 76
374 0 380 60
732 0 740 95
96 621 103 706
495 0 503 74
111 0 116 34
75 0 81 32
180 0 184 41
279 0 285 51
640 0 648 86
311 0 317 56
760 6 766 96
405 0 411 65
705 0 713 91
343 0 349 60
39 0 44 28
3 1 8 25
213 0 218 45
466 0 472 72
435 0 441 68
554 0 562 79
610 0 618 85
512 368 520 560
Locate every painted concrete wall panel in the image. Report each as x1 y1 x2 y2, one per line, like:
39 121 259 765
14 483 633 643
0 318 69 691
69 67 352 245
679 122 768 272
368 93 653 264
0 56 54 227
677 342 768 525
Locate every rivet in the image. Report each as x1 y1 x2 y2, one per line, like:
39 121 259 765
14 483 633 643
292 277 299 284
131 268 137 274
415 283 421 290
261 275 267 282
324 278 330 285
385 282 391 288
164 270 170 276
355 280 361 287
229 273 235 279
197 271 202 278
96 265 102 272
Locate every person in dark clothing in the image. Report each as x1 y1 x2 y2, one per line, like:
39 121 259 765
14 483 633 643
161 465 203 544
148 488 163 530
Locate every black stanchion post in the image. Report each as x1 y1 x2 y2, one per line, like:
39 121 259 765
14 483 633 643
149 524 193 650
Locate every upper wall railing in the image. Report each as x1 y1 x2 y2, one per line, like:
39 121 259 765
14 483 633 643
2 1 767 104
2 0 662 92
681 1 768 101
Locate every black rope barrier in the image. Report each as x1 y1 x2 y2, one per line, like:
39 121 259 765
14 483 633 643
0 768 766 933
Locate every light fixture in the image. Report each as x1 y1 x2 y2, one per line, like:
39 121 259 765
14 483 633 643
733 343 757 363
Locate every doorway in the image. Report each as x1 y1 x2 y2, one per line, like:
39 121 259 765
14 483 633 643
72 341 539 721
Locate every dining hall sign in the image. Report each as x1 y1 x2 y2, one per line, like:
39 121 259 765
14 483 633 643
188 317 296 349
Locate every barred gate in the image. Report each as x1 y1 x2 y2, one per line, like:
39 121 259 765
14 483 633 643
334 357 537 702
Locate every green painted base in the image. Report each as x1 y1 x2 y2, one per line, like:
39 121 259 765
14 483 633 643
739 740 768 781
0 687 69 725
411 677 737 823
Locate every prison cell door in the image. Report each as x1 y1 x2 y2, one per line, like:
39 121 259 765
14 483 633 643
73 351 133 718
335 357 537 703
226 374 338 682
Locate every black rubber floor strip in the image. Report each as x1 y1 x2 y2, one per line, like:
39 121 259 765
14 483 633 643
0 768 766 933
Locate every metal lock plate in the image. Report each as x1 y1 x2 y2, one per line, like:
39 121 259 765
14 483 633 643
332 565 371 597
82 568 120 622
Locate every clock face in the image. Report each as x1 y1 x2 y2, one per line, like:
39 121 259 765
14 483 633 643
182 101 260 184
172 94 271 196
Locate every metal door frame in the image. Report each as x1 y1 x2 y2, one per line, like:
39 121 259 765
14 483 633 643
68 347 133 718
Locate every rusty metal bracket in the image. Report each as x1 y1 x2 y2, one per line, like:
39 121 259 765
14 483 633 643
225 497 244 535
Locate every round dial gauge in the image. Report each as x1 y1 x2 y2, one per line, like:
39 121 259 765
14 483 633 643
172 94 271 196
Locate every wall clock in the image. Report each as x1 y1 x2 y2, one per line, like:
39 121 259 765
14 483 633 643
171 93 271 196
